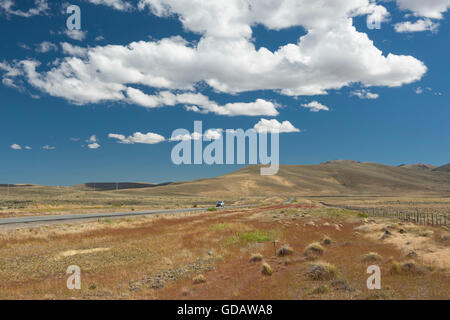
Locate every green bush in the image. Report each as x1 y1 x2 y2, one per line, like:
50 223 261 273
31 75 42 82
358 212 369 218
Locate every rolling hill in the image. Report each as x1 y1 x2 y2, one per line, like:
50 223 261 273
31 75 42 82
434 163 450 172
127 161 450 197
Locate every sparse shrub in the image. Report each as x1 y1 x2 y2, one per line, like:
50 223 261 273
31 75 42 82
331 279 352 292
312 285 330 295
207 207 218 212
306 262 337 281
89 284 97 290
193 204 198 208
390 261 430 275
249 253 263 262
358 212 369 218
418 230 433 237
321 236 332 245
261 262 273 276
390 261 403 275
193 274 206 284
277 244 294 257
304 242 325 257
361 252 383 263
381 230 391 240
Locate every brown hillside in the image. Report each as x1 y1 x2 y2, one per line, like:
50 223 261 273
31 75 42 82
126 162 450 197
434 163 450 172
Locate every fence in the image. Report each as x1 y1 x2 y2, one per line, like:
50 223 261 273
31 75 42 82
322 203 449 227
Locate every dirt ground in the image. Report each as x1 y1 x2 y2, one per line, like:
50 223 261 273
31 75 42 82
0 202 448 300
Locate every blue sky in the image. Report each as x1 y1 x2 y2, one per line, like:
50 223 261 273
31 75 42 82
0 0 449 185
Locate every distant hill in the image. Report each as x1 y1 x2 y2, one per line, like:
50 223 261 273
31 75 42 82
399 163 437 170
74 182 171 191
0 184 35 187
434 163 450 172
129 161 450 197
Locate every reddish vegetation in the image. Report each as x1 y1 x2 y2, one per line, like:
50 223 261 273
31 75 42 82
0 203 448 300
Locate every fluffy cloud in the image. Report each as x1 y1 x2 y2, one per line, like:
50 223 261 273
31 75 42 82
64 29 87 41
170 132 202 141
1 0 427 115
301 101 330 112
126 88 278 116
86 0 133 11
394 0 450 19
36 41 58 53
351 89 379 99
203 129 223 141
86 135 101 149
253 118 300 133
42 145 55 150
393 0 449 33
108 132 166 144
395 19 439 33
61 42 88 57
0 0 49 17
88 143 100 149
10 143 22 150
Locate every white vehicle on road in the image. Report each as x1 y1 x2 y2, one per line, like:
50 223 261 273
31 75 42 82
216 201 225 208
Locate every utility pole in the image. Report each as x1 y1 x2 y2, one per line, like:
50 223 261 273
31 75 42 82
116 182 119 191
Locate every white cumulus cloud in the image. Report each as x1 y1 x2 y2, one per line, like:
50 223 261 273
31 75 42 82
394 0 450 19
64 29 87 41
395 19 439 33
0 0 49 18
86 135 101 149
351 89 379 99
86 0 133 11
108 132 166 144
253 118 300 133
0 0 428 116
301 101 330 112
36 41 58 53
10 143 22 150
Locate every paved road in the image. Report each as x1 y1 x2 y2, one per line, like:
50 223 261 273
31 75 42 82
0 205 253 227
283 197 295 204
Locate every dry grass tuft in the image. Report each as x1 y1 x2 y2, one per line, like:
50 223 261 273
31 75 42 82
261 262 273 276
277 244 294 257
249 253 263 262
311 285 330 295
304 242 325 257
390 261 431 275
193 274 206 284
306 262 338 281
361 252 383 263
321 236 332 245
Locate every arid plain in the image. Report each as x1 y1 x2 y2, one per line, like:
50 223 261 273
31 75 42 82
0 161 449 299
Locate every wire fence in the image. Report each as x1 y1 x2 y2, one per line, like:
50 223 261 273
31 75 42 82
322 203 449 227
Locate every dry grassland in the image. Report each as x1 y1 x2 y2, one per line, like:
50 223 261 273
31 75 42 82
0 201 448 300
